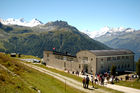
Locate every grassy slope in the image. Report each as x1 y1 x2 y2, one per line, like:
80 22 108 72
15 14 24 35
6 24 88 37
0 53 85 93
0 67 34 93
115 80 140 89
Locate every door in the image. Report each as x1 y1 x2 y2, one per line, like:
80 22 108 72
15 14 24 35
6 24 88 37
83 64 88 73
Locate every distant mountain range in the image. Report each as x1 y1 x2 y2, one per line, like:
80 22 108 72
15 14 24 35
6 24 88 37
0 19 109 57
82 26 135 38
82 27 140 61
0 18 43 27
1 18 139 61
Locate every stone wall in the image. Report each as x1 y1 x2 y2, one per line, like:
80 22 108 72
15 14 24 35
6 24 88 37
43 51 80 72
76 50 97 74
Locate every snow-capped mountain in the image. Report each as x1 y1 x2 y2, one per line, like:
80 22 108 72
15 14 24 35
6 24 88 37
81 26 135 38
0 18 43 27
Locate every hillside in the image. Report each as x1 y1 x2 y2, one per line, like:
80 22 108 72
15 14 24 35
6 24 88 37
95 30 140 61
0 53 84 93
0 21 110 57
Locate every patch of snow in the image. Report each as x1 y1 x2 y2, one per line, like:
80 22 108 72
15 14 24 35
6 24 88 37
0 18 43 27
81 26 135 38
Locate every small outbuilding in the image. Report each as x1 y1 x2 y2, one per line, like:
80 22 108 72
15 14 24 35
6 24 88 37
10 53 16 57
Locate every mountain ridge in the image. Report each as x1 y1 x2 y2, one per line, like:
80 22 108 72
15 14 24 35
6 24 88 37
82 26 135 38
94 29 140 61
0 20 110 57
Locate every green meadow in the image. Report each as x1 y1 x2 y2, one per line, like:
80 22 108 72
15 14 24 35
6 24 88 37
0 53 84 93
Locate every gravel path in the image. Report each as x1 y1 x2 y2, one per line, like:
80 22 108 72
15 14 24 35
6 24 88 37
22 63 109 93
105 84 140 93
22 62 140 93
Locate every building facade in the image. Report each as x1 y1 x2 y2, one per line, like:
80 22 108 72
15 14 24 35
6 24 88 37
43 50 134 74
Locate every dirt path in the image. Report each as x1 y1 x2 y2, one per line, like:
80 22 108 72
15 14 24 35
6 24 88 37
22 62 140 93
105 84 140 93
0 64 16 76
22 63 110 93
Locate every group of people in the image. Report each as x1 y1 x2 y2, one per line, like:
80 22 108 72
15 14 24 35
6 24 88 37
82 72 121 88
82 73 110 89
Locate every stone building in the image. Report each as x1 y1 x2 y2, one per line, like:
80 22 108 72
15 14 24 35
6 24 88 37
43 49 134 74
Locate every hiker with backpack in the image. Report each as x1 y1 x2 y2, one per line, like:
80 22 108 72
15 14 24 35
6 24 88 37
85 75 90 88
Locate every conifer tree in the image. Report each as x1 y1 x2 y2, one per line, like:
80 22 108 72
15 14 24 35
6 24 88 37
111 65 116 76
136 59 140 79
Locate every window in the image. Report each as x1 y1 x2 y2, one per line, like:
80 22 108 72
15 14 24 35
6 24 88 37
128 64 130 68
117 56 120 60
118 65 120 69
108 66 110 71
107 57 111 61
55 55 63 60
113 57 116 60
67 57 73 61
101 65 103 68
101 62 104 65
101 58 103 61
125 64 127 68
91 58 93 61
126 56 129 59
121 65 123 69
79 64 81 68
82 57 88 63
83 57 88 60
122 56 125 59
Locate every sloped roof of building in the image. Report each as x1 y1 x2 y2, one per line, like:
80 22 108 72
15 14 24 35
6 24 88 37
90 49 134 56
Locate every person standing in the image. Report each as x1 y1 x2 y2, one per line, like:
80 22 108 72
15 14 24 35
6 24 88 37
82 77 86 88
94 76 98 85
101 76 104 86
86 75 89 88
91 75 94 88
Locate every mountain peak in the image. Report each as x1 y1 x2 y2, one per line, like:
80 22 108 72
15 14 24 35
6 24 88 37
31 18 41 22
45 20 68 27
0 18 43 27
29 18 43 26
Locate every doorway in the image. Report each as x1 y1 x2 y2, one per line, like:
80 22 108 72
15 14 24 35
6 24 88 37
83 64 88 73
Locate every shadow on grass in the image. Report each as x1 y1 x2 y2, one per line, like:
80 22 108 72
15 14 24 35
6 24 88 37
94 87 98 89
84 87 98 90
87 88 94 90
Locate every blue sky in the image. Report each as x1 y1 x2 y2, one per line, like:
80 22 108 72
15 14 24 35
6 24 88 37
0 0 140 31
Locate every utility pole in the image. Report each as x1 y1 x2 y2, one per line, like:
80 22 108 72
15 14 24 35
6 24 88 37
65 79 66 93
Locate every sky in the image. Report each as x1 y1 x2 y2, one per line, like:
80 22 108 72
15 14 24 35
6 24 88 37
0 0 140 31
